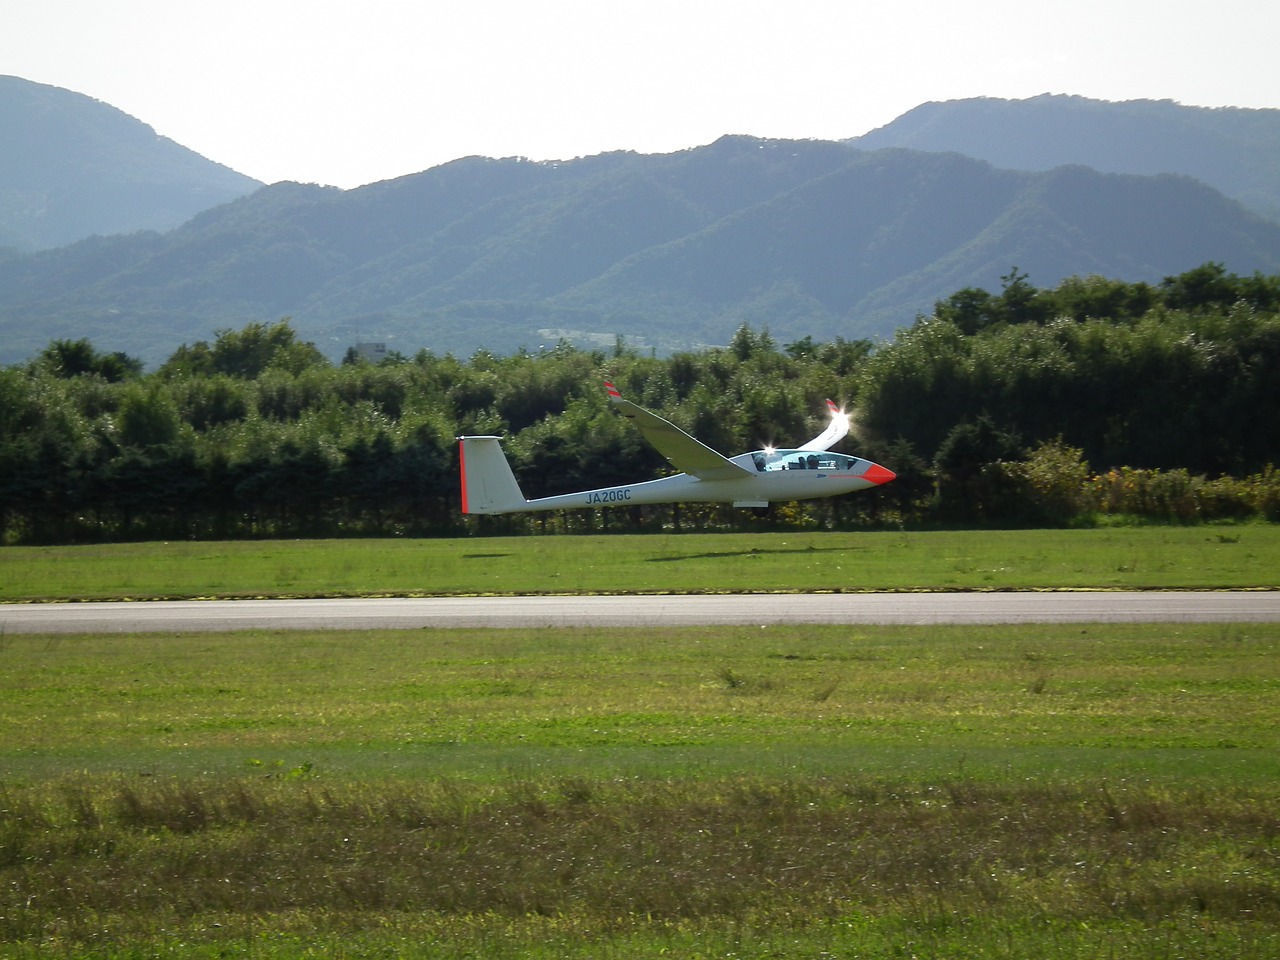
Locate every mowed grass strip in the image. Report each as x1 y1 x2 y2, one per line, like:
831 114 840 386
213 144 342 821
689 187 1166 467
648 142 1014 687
2 622 1279 956
3 623 1278 780
2 525 1279 601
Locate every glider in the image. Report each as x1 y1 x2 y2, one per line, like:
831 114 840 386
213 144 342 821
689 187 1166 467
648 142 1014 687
459 381 895 514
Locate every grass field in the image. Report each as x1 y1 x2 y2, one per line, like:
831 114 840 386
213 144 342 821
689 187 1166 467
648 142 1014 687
2 525 1278 601
2 528 1278 957
3 620 1279 957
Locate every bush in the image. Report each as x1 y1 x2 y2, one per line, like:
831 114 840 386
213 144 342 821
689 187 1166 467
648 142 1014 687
1086 466 1272 522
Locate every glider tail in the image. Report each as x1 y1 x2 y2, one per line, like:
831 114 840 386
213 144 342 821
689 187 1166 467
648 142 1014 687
458 436 527 514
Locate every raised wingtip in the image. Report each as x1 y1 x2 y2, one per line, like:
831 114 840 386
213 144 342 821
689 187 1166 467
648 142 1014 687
605 380 622 401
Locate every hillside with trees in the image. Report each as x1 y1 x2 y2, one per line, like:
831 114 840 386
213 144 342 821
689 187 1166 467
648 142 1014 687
2 264 1276 544
851 94 1280 222
1 138 1278 367
0 76 262 251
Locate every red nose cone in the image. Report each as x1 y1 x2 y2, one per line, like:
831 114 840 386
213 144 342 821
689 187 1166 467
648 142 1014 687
862 462 896 485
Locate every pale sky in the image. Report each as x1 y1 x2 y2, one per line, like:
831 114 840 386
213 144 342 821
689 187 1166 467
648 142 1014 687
7 0 1280 189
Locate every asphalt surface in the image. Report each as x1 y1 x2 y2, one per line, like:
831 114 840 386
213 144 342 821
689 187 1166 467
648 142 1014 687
3 591 1279 633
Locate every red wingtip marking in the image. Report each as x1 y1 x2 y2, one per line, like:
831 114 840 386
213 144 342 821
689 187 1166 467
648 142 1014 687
605 380 622 400
862 463 896 485
458 439 470 513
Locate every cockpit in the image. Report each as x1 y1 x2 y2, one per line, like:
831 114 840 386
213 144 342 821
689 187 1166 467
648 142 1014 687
750 449 863 473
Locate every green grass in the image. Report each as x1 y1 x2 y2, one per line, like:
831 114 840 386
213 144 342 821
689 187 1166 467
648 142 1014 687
2 525 1279 601
3 527 1277 956
3 623 1278 782
2 622 1279 956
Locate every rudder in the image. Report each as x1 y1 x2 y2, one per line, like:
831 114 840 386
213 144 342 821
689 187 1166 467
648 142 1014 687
458 436 527 514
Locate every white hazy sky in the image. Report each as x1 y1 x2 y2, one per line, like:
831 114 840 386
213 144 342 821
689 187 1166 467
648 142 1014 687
7 0 1280 189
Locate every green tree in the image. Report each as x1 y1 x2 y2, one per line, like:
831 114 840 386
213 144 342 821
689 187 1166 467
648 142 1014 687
117 384 181 449
1048 275 1157 323
996 266 1051 325
161 320 328 379
1159 262 1238 312
933 287 999 335
37 339 142 381
933 417 1022 521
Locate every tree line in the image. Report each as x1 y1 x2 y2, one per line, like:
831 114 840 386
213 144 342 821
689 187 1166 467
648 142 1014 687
2 263 1277 544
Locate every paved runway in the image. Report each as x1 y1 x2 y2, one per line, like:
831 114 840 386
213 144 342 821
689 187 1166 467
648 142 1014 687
3 591 1279 633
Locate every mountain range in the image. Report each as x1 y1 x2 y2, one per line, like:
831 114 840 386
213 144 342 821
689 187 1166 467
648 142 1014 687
2 78 1279 366
851 94 1280 221
0 75 261 251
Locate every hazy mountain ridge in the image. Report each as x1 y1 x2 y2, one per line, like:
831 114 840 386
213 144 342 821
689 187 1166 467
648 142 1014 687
2 84 1280 365
0 76 263 251
851 94 1280 221
545 152 1280 344
2 138 1279 365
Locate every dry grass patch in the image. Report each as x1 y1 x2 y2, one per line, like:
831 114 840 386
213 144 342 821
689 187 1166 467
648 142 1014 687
3 775 1278 948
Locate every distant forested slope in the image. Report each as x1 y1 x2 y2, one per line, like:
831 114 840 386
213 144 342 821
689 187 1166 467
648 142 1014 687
2 137 1277 366
0 75 261 251
851 94 1280 221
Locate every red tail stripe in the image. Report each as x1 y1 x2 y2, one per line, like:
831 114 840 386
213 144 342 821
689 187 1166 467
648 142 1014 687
458 440 469 513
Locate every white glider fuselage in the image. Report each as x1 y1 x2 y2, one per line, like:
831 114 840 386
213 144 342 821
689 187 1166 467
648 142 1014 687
458 383 895 515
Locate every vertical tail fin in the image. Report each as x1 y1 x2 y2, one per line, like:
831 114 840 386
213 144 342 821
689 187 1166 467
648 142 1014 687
458 436 527 514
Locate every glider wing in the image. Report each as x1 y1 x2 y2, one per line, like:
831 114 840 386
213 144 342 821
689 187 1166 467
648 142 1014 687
796 399 850 451
605 381 753 481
